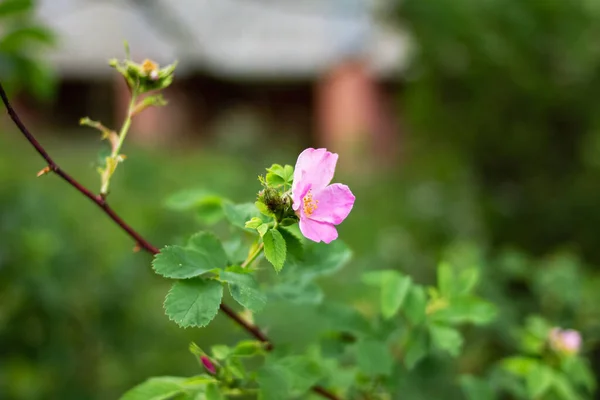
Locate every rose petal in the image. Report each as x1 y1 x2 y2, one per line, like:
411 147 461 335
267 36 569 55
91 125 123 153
292 148 338 208
309 184 355 225
299 217 339 243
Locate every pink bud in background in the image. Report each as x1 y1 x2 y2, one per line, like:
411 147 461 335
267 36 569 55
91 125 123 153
549 327 582 355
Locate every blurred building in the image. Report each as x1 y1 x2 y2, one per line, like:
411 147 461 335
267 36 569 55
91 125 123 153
34 0 409 161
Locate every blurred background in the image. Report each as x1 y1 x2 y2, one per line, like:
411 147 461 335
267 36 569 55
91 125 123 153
2 0 600 398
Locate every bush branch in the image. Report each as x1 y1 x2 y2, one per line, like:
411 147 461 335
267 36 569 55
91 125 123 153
0 83 340 400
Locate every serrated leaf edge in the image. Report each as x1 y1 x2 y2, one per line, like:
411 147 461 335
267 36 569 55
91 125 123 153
163 280 223 329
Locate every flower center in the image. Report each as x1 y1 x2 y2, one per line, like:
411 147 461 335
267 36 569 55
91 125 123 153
142 59 159 77
302 189 319 217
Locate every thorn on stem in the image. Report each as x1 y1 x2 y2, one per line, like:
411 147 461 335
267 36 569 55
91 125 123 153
133 243 142 253
36 166 52 177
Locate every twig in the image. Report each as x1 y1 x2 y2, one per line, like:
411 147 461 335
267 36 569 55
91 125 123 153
0 82 340 400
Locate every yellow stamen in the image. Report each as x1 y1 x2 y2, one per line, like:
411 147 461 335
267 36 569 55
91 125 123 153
302 190 319 217
141 59 159 76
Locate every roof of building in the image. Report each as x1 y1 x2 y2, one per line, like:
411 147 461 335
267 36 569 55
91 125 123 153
36 0 410 80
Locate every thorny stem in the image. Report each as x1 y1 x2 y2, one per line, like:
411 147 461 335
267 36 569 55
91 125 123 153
114 93 137 157
0 82 341 400
101 92 138 195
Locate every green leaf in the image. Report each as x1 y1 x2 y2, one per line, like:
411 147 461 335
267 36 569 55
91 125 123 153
255 201 274 217
266 165 286 187
0 26 55 52
223 236 247 265
460 375 496 400
263 229 287 272
245 217 263 229
257 224 269 237
319 360 357 397
223 202 263 231
404 329 428 369
0 0 32 17
245 218 270 237
430 296 497 325
283 165 294 182
438 262 481 298
258 365 290 400
429 323 463 357
265 164 294 188
153 232 228 279
526 363 554 399
220 270 267 313
501 356 539 377
295 240 352 281
519 316 551 354
278 356 323 393
437 262 454 297
205 383 225 400
210 345 230 360
562 357 596 392
230 340 265 357
23 60 56 100
355 339 393 377
120 377 186 400
553 373 583 400
404 285 427 325
227 357 247 379
320 303 373 337
456 267 479 295
362 270 412 319
164 279 223 328
270 281 323 305
164 189 222 210
277 227 304 261
196 206 224 225
279 217 297 226
382 273 412 319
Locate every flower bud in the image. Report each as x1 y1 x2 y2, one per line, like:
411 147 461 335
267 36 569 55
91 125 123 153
200 355 216 375
549 327 582 355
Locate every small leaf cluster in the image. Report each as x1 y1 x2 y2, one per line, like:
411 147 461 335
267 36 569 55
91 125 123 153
360 260 497 372
121 340 267 400
0 0 57 100
290 259 499 398
80 44 175 195
109 43 176 94
496 316 594 400
120 339 329 400
153 232 267 327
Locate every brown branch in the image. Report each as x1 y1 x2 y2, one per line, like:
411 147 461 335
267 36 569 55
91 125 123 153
0 85 159 254
0 83 340 400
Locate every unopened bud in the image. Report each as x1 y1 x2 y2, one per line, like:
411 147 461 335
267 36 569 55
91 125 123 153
200 356 216 375
549 327 582 355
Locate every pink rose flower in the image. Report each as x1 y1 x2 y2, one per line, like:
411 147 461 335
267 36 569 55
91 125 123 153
291 148 355 243
549 327 582 355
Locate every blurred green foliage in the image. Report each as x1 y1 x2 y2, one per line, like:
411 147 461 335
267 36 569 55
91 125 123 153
398 0 600 262
2 0 600 398
0 0 56 100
